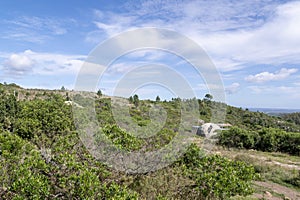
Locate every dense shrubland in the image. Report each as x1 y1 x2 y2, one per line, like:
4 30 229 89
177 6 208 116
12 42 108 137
2 83 300 199
224 106 300 132
281 112 300 125
218 126 300 156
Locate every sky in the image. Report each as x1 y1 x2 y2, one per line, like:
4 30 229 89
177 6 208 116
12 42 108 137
0 0 300 109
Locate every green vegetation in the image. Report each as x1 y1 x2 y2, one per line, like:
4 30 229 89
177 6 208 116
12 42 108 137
218 126 300 156
228 150 300 190
0 130 140 199
1 84 300 199
177 144 257 199
224 105 300 132
97 89 102 97
15 94 74 139
281 112 300 125
129 144 256 199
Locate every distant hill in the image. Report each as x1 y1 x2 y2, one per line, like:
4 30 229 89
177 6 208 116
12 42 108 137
249 107 300 115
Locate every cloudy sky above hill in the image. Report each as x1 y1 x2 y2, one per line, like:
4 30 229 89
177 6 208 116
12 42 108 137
0 0 300 108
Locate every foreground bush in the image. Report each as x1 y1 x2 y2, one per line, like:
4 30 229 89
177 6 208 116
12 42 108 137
0 131 139 199
178 144 257 199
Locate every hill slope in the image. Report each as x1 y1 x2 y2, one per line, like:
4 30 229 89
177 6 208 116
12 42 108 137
1 84 300 199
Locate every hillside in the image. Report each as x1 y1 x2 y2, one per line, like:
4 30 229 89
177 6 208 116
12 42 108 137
1 84 300 199
280 112 300 125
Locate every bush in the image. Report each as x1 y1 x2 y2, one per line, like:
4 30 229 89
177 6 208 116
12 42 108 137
101 124 144 151
14 94 74 139
218 127 258 149
0 130 139 199
218 127 300 156
0 131 50 199
178 144 257 199
0 92 18 132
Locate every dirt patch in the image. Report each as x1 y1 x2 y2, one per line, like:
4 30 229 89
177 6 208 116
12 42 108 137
247 154 300 170
214 148 300 171
254 181 300 200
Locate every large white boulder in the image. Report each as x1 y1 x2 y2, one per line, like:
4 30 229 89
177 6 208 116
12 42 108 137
196 123 221 138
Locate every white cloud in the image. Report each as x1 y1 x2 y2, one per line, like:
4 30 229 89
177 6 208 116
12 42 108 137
125 0 276 32
104 50 172 75
93 9 104 19
245 68 298 83
5 16 67 35
86 1 300 72
293 82 300 86
249 85 293 94
1 32 49 44
196 83 224 91
85 30 103 44
1 50 85 77
225 82 240 94
197 82 240 95
126 50 167 61
248 85 300 98
1 16 73 43
3 52 35 75
196 1 300 69
90 0 279 36
88 11 138 39
211 58 244 72
107 62 138 74
94 22 125 37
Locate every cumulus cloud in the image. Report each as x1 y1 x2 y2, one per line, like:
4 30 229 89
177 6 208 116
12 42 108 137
245 68 298 83
3 52 35 75
1 50 85 77
225 82 240 94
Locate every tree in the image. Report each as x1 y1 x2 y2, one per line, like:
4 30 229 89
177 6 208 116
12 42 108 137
133 94 139 107
61 86 66 91
97 89 102 97
66 92 70 101
128 96 133 104
204 93 213 101
156 95 160 102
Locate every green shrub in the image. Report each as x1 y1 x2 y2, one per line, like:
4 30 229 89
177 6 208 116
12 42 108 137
218 127 258 149
14 94 74 139
101 124 144 151
0 131 50 199
218 127 300 156
178 144 257 199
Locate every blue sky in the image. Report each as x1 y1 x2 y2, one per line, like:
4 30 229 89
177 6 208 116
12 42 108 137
0 0 300 109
